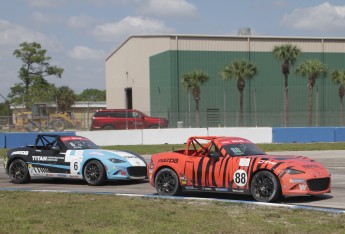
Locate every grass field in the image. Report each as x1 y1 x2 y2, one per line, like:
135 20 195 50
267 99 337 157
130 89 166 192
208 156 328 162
1 142 345 233
0 191 344 234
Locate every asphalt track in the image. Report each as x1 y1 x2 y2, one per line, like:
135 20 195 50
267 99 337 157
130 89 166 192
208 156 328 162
1 150 345 213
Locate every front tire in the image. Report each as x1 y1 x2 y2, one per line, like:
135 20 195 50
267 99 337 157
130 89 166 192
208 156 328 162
250 171 281 202
8 159 30 184
83 160 106 185
155 168 181 196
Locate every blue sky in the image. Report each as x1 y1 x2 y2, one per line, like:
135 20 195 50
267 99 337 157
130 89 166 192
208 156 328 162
1 0 345 99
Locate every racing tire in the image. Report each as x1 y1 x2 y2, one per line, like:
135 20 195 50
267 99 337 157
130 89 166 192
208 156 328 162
149 125 159 129
83 160 106 186
155 168 181 196
103 125 115 130
53 119 65 132
250 170 282 202
8 159 30 184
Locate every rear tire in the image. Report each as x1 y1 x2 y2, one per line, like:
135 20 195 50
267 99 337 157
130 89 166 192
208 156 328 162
103 125 115 130
9 159 30 184
155 168 181 196
250 171 281 202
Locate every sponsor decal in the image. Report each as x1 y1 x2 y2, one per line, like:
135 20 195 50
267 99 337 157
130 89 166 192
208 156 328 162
89 152 104 156
239 158 250 167
123 155 138 159
258 160 277 165
289 178 306 183
302 164 319 169
11 151 29 156
185 186 198 190
29 167 50 174
202 187 213 191
157 158 178 163
233 169 247 187
57 174 67 178
120 170 126 176
180 174 188 185
299 184 307 191
32 156 64 162
215 188 228 192
232 189 245 193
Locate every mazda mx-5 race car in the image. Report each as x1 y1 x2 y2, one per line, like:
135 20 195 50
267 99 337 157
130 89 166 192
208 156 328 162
4 134 147 185
148 136 331 202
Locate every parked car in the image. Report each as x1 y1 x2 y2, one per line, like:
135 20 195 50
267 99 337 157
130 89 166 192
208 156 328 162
4 134 147 185
90 109 169 130
148 136 331 202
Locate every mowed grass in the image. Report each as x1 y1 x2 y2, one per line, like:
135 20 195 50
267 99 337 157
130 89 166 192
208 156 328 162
1 143 345 233
0 191 344 234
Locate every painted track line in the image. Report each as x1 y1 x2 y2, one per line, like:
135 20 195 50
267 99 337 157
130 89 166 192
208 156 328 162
1 187 344 214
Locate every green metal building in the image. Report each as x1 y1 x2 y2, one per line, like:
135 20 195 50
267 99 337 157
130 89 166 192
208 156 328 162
106 35 345 128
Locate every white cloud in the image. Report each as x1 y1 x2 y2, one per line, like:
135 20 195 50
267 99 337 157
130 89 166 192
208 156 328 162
27 0 66 7
0 19 61 51
68 46 106 60
68 15 98 29
137 0 197 18
93 16 174 42
282 2 345 32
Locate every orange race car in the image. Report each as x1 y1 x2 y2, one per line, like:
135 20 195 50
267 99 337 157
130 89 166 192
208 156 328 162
148 136 331 202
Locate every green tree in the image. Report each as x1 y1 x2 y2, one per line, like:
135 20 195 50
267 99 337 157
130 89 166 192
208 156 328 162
181 71 210 128
220 59 258 127
77 89 106 101
296 59 327 126
331 70 345 126
273 44 301 127
56 86 76 112
11 42 64 109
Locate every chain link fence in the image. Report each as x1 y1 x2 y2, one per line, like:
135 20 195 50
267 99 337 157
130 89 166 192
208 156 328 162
1 110 343 132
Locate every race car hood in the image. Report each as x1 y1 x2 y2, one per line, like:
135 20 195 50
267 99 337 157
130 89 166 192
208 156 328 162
252 154 329 176
71 149 147 166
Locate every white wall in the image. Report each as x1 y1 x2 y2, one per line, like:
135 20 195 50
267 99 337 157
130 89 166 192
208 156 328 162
77 127 272 146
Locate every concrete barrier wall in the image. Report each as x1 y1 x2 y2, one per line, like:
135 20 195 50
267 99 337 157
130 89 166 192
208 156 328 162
78 130 142 146
1 127 345 148
335 128 345 142
272 127 345 143
0 133 5 148
142 128 208 145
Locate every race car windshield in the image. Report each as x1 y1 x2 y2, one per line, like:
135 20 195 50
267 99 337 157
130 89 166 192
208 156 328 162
64 139 100 150
223 143 266 156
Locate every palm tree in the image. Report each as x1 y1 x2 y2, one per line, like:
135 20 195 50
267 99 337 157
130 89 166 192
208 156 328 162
181 71 210 128
56 86 76 112
331 70 345 126
220 59 257 127
296 59 327 126
273 44 301 127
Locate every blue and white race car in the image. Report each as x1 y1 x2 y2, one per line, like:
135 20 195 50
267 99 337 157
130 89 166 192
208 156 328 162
4 134 147 185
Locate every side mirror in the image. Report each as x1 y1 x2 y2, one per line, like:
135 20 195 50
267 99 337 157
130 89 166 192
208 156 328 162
208 152 220 161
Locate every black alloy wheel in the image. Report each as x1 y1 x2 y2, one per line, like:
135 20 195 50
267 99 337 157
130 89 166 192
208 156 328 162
83 160 106 185
9 159 30 184
155 168 181 196
250 170 281 202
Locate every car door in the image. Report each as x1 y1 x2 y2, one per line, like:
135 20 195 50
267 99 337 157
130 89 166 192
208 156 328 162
184 147 229 190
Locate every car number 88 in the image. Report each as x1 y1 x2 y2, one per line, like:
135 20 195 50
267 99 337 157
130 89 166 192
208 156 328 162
233 169 247 186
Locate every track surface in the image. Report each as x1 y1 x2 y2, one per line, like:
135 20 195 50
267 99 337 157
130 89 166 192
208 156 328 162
1 150 344 210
